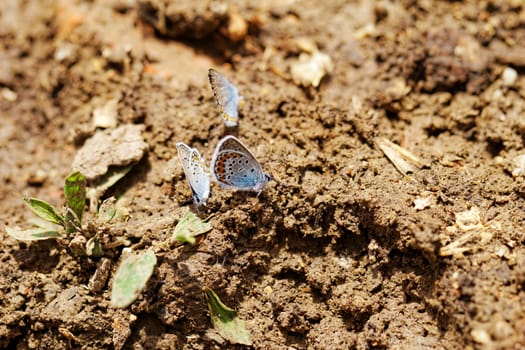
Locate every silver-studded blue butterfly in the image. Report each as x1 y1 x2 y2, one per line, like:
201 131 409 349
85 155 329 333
208 68 240 128
210 135 272 193
176 142 210 206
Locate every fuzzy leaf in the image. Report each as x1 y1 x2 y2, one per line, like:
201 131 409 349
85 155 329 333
88 165 134 215
64 171 86 221
23 198 64 226
172 211 212 245
64 208 81 234
111 250 156 308
5 226 61 241
95 165 134 194
97 197 117 223
205 287 252 346
28 217 63 231
64 172 86 233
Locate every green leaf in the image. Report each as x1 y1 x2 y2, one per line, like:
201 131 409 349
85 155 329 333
23 198 64 226
172 211 212 245
88 165 134 215
64 172 86 233
97 197 117 223
64 208 81 234
28 217 63 231
205 287 252 346
111 250 157 308
64 172 86 222
95 165 134 194
5 226 61 241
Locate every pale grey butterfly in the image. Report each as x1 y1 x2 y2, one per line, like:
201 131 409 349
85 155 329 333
176 142 210 206
208 68 240 128
210 135 272 193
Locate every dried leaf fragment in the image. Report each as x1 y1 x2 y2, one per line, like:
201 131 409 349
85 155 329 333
439 207 494 257
376 137 427 175
88 258 111 292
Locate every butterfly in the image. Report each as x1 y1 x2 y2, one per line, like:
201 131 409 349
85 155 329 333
210 135 272 193
208 68 240 128
176 142 211 206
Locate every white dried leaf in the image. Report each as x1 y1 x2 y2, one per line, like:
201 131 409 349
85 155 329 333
439 207 495 257
376 137 426 175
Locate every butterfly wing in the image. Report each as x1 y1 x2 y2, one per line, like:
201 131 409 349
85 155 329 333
211 136 268 192
208 68 239 127
176 142 210 206
215 135 248 154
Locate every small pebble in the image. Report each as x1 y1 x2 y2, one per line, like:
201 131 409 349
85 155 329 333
492 89 502 100
26 169 48 186
494 244 510 259
493 320 514 340
414 197 431 210
471 328 491 344
511 154 525 177
1 87 17 101
291 51 334 88
226 10 247 42
54 42 76 61
502 67 517 86
93 98 119 129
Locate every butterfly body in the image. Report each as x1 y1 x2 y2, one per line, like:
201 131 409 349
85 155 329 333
208 68 240 127
210 136 271 193
176 142 210 206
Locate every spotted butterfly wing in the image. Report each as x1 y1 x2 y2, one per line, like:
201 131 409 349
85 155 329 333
176 142 210 206
210 136 271 193
208 68 240 127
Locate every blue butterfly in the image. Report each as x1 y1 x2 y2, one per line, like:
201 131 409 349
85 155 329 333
210 136 272 193
176 142 210 206
208 68 240 128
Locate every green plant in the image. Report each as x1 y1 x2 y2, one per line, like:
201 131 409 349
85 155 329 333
205 287 252 346
110 210 213 308
5 172 87 241
6 170 235 342
4 172 123 258
171 210 213 245
110 249 157 308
